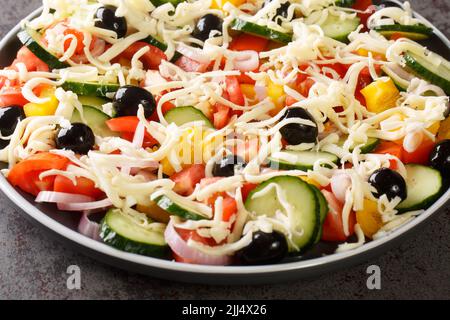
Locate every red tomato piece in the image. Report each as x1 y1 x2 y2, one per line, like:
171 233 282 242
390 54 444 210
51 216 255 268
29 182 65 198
212 103 231 129
63 28 86 55
374 141 403 169
106 116 158 146
321 190 356 242
53 175 104 199
241 183 258 202
352 0 375 29
402 137 435 165
8 153 70 196
14 46 49 72
116 42 167 70
170 164 206 196
0 86 29 107
229 33 268 52
225 76 245 106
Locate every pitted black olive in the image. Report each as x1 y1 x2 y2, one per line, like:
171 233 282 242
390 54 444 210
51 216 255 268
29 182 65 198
113 85 156 118
236 231 288 265
56 123 95 154
95 5 127 38
0 105 25 149
369 168 407 201
279 107 318 145
192 14 223 42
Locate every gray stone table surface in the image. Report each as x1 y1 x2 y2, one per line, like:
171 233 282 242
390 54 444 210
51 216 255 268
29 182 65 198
0 0 449 300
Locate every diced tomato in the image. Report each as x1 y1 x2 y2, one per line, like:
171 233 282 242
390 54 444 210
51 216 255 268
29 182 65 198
225 76 245 106
294 73 315 98
176 227 216 246
8 153 70 196
212 103 231 129
374 141 403 169
233 138 259 162
148 100 175 122
241 183 258 202
321 190 356 242
63 28 86 55
115 42 167 70
14 46 49 72
229 34 268 53
352 0 375 29
355 67 375 106
170 164 206 196
53 175 104 199
285 96 297 106
236 73 256 85
106 116 158 147
0 86 29 107
175 56 209 73
320 63 347 79
402 137 435 165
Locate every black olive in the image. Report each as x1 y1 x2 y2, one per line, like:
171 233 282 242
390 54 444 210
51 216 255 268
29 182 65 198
369 168 407 201
263 0 292 21
429 139 450 180
212 155 246 177
236 231 288 265
279 107 318 145
113 85 156 118
192 14 223 42
95 5 127 38
0 105 25 150
56 123 95 154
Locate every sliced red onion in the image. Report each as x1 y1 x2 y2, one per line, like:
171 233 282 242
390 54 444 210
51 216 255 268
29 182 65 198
331 172 352 203
254 84 267 100
58 198 113 212
165 220 232 266
233 50 259 72
78 211 101 241
36 191 94 204
71 38 106 64
176 43 211 64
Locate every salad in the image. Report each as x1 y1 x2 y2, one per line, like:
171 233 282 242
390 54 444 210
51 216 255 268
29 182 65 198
0 0 449 266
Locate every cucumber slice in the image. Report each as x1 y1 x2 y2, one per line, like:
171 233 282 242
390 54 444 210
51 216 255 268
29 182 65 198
310 185 328 244
335 0 355 7
396 164 443 213
61 81 120 97
142 35 181 62
17 27 69 70
71 105 118 137
381 64 411 91
245 176 320 252
268 150 339 171
403 51 450 95
318 14 360 42
100 209 169 258
154 195 209 221
374 24 433 40
77 96 109 110
164 106 213 128
230 19 292 44
150 0 183 7
339 137 380 153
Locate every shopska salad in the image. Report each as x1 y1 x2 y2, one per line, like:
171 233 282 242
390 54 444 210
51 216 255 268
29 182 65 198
0 0 449 266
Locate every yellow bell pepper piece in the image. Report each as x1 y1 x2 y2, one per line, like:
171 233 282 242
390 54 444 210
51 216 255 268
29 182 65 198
267 81 285 116
356 199 383 238
240 84 255 100
300 176 321 189
427 121 441 135
211 0 246 10
23 88 59 117
355 48 386 61
437 117 450 141
360 78 400 113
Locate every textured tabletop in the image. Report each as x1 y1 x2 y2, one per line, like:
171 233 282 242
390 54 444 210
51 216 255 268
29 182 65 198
0 0 449 300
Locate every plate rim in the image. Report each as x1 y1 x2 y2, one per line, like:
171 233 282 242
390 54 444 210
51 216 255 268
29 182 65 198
0 4 449 281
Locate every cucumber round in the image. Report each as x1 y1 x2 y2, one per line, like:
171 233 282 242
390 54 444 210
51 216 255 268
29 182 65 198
100 209 169 258
381 64 411 91
142 35 181 62
18 27 69 70
230 19 292 44
403 51 450 95
77 96 109 110
339 137 380 153
335 0 355 7
396 164 443 213
154 195 208 221
268 150 339 171
318 14 360 43
71 105 119 137
310 185 328 244
164 106 213 128
62 81 120 98
245 176 320 252
374 24 433 40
